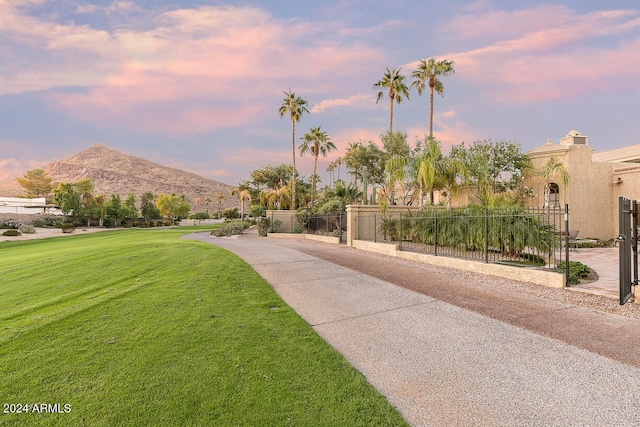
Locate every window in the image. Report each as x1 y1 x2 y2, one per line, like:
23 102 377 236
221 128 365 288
549 183 560 207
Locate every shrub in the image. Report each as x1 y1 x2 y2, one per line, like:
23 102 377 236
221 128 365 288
61 223 75 233
2 218 22 230
257 218 270 236
210 222 246 237
2 229 22 236
19 225 36 234
558 261 591 285
104 218 116 228
32 215 65 228
163 220 172 226
190 212 211 220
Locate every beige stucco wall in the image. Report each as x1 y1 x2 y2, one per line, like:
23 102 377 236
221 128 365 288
527 139 623 240
352 238 566 288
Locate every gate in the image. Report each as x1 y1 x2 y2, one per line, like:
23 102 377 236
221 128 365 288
618 197 638 305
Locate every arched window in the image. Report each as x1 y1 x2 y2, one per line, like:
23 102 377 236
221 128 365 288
549 183 560 208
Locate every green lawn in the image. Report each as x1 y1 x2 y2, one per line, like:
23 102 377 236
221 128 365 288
0 228 408 426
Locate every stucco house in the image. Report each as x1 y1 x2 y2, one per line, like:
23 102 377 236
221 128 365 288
0 197 61 215
527 129 640 240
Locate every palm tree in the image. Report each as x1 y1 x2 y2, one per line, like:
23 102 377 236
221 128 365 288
279 90 310 210
411 58 455 139
531 157 569 208
299 126 337 205
232 187 251 222
416 138 444 205
439 156 467 208
374 68 410 133
260 186 292 210
213 191 224 219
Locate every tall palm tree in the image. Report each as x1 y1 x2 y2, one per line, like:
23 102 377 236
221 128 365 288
411 58 455 139
299 126 337 205
279 90 310 210
374 68 410 133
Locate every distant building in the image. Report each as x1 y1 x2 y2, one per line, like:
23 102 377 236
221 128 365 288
527 129 640 240
0 197 61 215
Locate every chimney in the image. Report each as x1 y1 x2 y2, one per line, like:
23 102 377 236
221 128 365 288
559 129 588 146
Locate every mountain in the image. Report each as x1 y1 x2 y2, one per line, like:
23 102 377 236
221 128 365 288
0 144 236 211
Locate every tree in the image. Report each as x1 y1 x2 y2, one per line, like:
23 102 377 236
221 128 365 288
156 194 190 224
279 90 309 210
381 130 411 158
248 164 292 191
213 192 225 219
531 157 569 208
343 141 386 189
416 137 444 205
299 126 337 206
411 58 455 138
53 182 81 216
260 186 291 210
106 194 124 225
374 68 410 133
94 195 107 227
16 168 54 198
141 192 161 221
451 140 531 206
232 187 252 222
313 179 361 214
327 157 343 186
438 156 467 209
123 192 138 219
52 179 99 223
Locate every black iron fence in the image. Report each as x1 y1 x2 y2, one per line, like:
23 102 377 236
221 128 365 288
268 212 346 242
354 206 569 270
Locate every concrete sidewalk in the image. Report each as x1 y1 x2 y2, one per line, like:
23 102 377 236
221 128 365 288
183 230 640 427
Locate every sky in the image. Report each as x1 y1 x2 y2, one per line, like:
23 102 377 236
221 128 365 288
1 0 639 188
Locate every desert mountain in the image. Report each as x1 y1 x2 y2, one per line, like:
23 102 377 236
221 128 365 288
0 144 236 211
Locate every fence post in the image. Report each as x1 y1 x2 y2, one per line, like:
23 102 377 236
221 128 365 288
399 212 403 251
484 208 489 264
565 204 569 285
374 214 377 243
434 212 438 256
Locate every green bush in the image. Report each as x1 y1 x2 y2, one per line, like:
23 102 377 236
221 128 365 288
31 215 65 228
2 218 22 229
558 261 591 284
2 229 22 236
18 225 36 234
257 218 270 236
104 218 116 228
210 222 245 237
61 223 75 233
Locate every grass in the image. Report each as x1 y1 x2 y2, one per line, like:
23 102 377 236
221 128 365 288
0 227 408 426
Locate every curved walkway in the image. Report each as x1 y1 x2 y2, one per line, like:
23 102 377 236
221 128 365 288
184 230 640 427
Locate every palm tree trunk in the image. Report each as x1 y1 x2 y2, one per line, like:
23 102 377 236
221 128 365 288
389 96 394 133
291 119 296 210
312 153 318 205
429 86 435 139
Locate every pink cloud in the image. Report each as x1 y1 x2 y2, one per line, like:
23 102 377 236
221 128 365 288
445 6 640 104
40 5 381 133
311 93 376 113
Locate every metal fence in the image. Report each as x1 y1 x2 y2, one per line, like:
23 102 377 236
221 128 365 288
354 206 569 270
268 212 346 242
